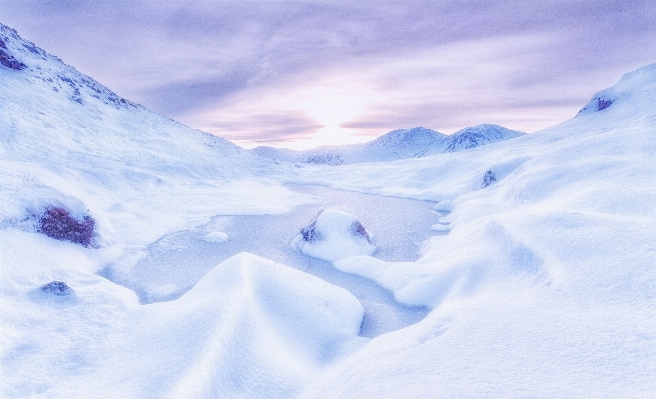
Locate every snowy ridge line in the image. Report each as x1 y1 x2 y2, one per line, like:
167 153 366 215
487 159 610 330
0 23 137 110
252 124 525 165
0 22 270 182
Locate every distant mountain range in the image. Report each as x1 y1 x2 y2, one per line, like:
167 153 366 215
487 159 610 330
252 125 525 165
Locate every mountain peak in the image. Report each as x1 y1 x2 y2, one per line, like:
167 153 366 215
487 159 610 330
0 22 247 174
368 127 446 149
442 124 525 153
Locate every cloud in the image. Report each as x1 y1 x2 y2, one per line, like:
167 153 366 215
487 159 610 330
198 111 324 145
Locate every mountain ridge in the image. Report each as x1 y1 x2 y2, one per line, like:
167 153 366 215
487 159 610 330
0 23 259 178
253 124 526 165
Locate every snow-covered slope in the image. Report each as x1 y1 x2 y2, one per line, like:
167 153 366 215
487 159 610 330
2 21 655 399
253 125 525 165
0 24 262 178
0 23 291 248
293 63 656 397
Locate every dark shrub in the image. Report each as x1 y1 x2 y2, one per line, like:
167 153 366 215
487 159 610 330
41 281 72 296
482 170 497 188
38 207 95 247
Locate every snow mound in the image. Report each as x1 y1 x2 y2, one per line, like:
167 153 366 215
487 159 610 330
434 200 456 212
164 253 366 397
292 209 376 262
202 231 229 243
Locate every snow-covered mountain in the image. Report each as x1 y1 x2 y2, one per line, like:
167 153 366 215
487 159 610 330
253 124 525 165
2 21 655 399
0 24 260 178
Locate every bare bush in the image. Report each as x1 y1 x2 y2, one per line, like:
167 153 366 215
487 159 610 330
38 207 95 247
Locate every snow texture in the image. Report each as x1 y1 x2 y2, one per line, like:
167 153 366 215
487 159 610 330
2 22 656 398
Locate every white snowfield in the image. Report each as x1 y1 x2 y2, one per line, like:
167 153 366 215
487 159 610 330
1 23 655 398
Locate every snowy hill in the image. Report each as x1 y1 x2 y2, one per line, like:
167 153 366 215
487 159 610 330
253 125 525 165
1 21 655 398
0 23 283 254
0 23 256 177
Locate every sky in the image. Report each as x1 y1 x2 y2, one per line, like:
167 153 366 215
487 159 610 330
1 1 655 150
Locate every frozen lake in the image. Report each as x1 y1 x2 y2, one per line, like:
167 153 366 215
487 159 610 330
104 184 444 337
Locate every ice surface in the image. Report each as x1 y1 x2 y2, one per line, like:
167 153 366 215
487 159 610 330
101 184 433 337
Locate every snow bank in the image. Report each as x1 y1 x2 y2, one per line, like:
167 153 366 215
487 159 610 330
1 233 366 397
163 253 366 398
291 209 376 262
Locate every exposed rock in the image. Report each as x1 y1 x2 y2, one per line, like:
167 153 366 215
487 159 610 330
482 170 497 188
597 98 613 111
577 95 616 116
301 220 321 242
0 49 26 70
41 281 72 296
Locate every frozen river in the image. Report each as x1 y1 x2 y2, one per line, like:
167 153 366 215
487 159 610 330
104 184 444 337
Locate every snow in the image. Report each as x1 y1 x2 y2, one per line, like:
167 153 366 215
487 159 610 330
291 208 376 262
433 199 456 212
429 223 450 232
252 125 525 165
2 22 656 398
1 232 365 397
202 231 229 243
